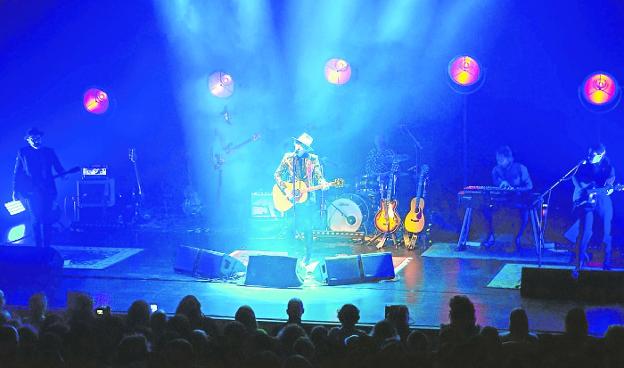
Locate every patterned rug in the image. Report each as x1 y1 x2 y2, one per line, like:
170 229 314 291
52 246 143 270
422 242 572 264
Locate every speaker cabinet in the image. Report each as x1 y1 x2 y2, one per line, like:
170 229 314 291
244 255 303 288
0 246 63 284
196 249 244 279
322 255 363 285
577 270 624 303
361 252 395 282
520 267 577 300
174 246 201 274
174 246 244 279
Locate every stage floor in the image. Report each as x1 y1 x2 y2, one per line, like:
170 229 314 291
3 231 624 336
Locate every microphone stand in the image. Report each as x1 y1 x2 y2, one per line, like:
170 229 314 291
533 160 584 267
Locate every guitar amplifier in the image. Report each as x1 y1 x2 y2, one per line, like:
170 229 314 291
251 192 281 218
77 179 116 208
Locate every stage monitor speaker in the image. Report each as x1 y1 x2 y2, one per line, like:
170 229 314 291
322 255 363 285
0 246 63 284
174 246 201 274
244 255 303 288
196 249 244 279
577 270 624 304
361 252 395 282
520 267 577 300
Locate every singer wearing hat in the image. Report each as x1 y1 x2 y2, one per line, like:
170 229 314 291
274 133 329 264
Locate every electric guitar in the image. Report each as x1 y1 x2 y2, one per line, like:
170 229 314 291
404 164 429 234
573 183 624 209
14 166 80 197
272 178 344 212
128 148 145 221
213 133 261 170
374 163 401 233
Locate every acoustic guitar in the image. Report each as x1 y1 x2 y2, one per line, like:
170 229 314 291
374 163 401 233
272 178 344 212
404 165 429 234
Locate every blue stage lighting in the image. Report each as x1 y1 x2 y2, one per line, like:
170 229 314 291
7 224 26 243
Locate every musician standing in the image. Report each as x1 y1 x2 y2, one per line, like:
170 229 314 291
572 143 615 270
482 146 533 248
274 133 328 264
13 128 66 247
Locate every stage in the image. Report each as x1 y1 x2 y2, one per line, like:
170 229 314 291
3 224 623 337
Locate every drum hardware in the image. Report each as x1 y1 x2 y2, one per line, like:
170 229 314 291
313 230 365 242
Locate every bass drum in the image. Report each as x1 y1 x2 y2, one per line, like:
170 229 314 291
327 193 373 233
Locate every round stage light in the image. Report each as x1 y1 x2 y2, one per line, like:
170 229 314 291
448 56 481 86
83 88 109 114
324 58 352 85
208 72 235 98
581 72 618 106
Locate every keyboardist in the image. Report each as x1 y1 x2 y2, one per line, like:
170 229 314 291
482 146 533 248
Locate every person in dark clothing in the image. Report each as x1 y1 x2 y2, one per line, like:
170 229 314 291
572 143 615 270
482 146 533 249
13 128 65 247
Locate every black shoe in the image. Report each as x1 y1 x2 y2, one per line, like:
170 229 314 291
481 233 495 248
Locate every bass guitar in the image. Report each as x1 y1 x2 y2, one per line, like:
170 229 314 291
374 163 401 233
404 165 429 234
213 133 261 170
272 178 344 212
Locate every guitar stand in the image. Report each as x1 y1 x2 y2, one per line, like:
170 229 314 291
366 231 400 249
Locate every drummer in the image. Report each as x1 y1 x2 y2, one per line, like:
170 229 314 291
365 133 396 177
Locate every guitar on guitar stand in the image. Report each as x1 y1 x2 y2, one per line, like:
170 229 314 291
368 162 402 249
403 165 429 250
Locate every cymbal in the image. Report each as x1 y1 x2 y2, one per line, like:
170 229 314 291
392 154 410 163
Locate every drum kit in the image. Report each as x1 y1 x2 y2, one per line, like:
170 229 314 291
326 154 410 235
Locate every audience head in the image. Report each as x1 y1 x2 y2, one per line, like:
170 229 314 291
565 307 588 338
167 314 192 339
278 324 307 354
287 298 305 322
127 299 150 329
337 304 360 329
371 319 398 345
66 292 94 324
116 334 148 366
164 338 194 368
150 309 167 332
508 308 529 337
223 321 247 349
235 305 258 333
0 290 6 310
175 295 202 324
28 293 47 319
406 331 429 353
283 354 313 368
293 336 315 361
448 295 476 328
0 325 18 358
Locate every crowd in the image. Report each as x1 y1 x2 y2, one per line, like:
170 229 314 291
0 288 623 368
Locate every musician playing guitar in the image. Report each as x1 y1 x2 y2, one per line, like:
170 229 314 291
13 128 67 247
573 143 615 270
274 133 329 264
482 146 533 249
